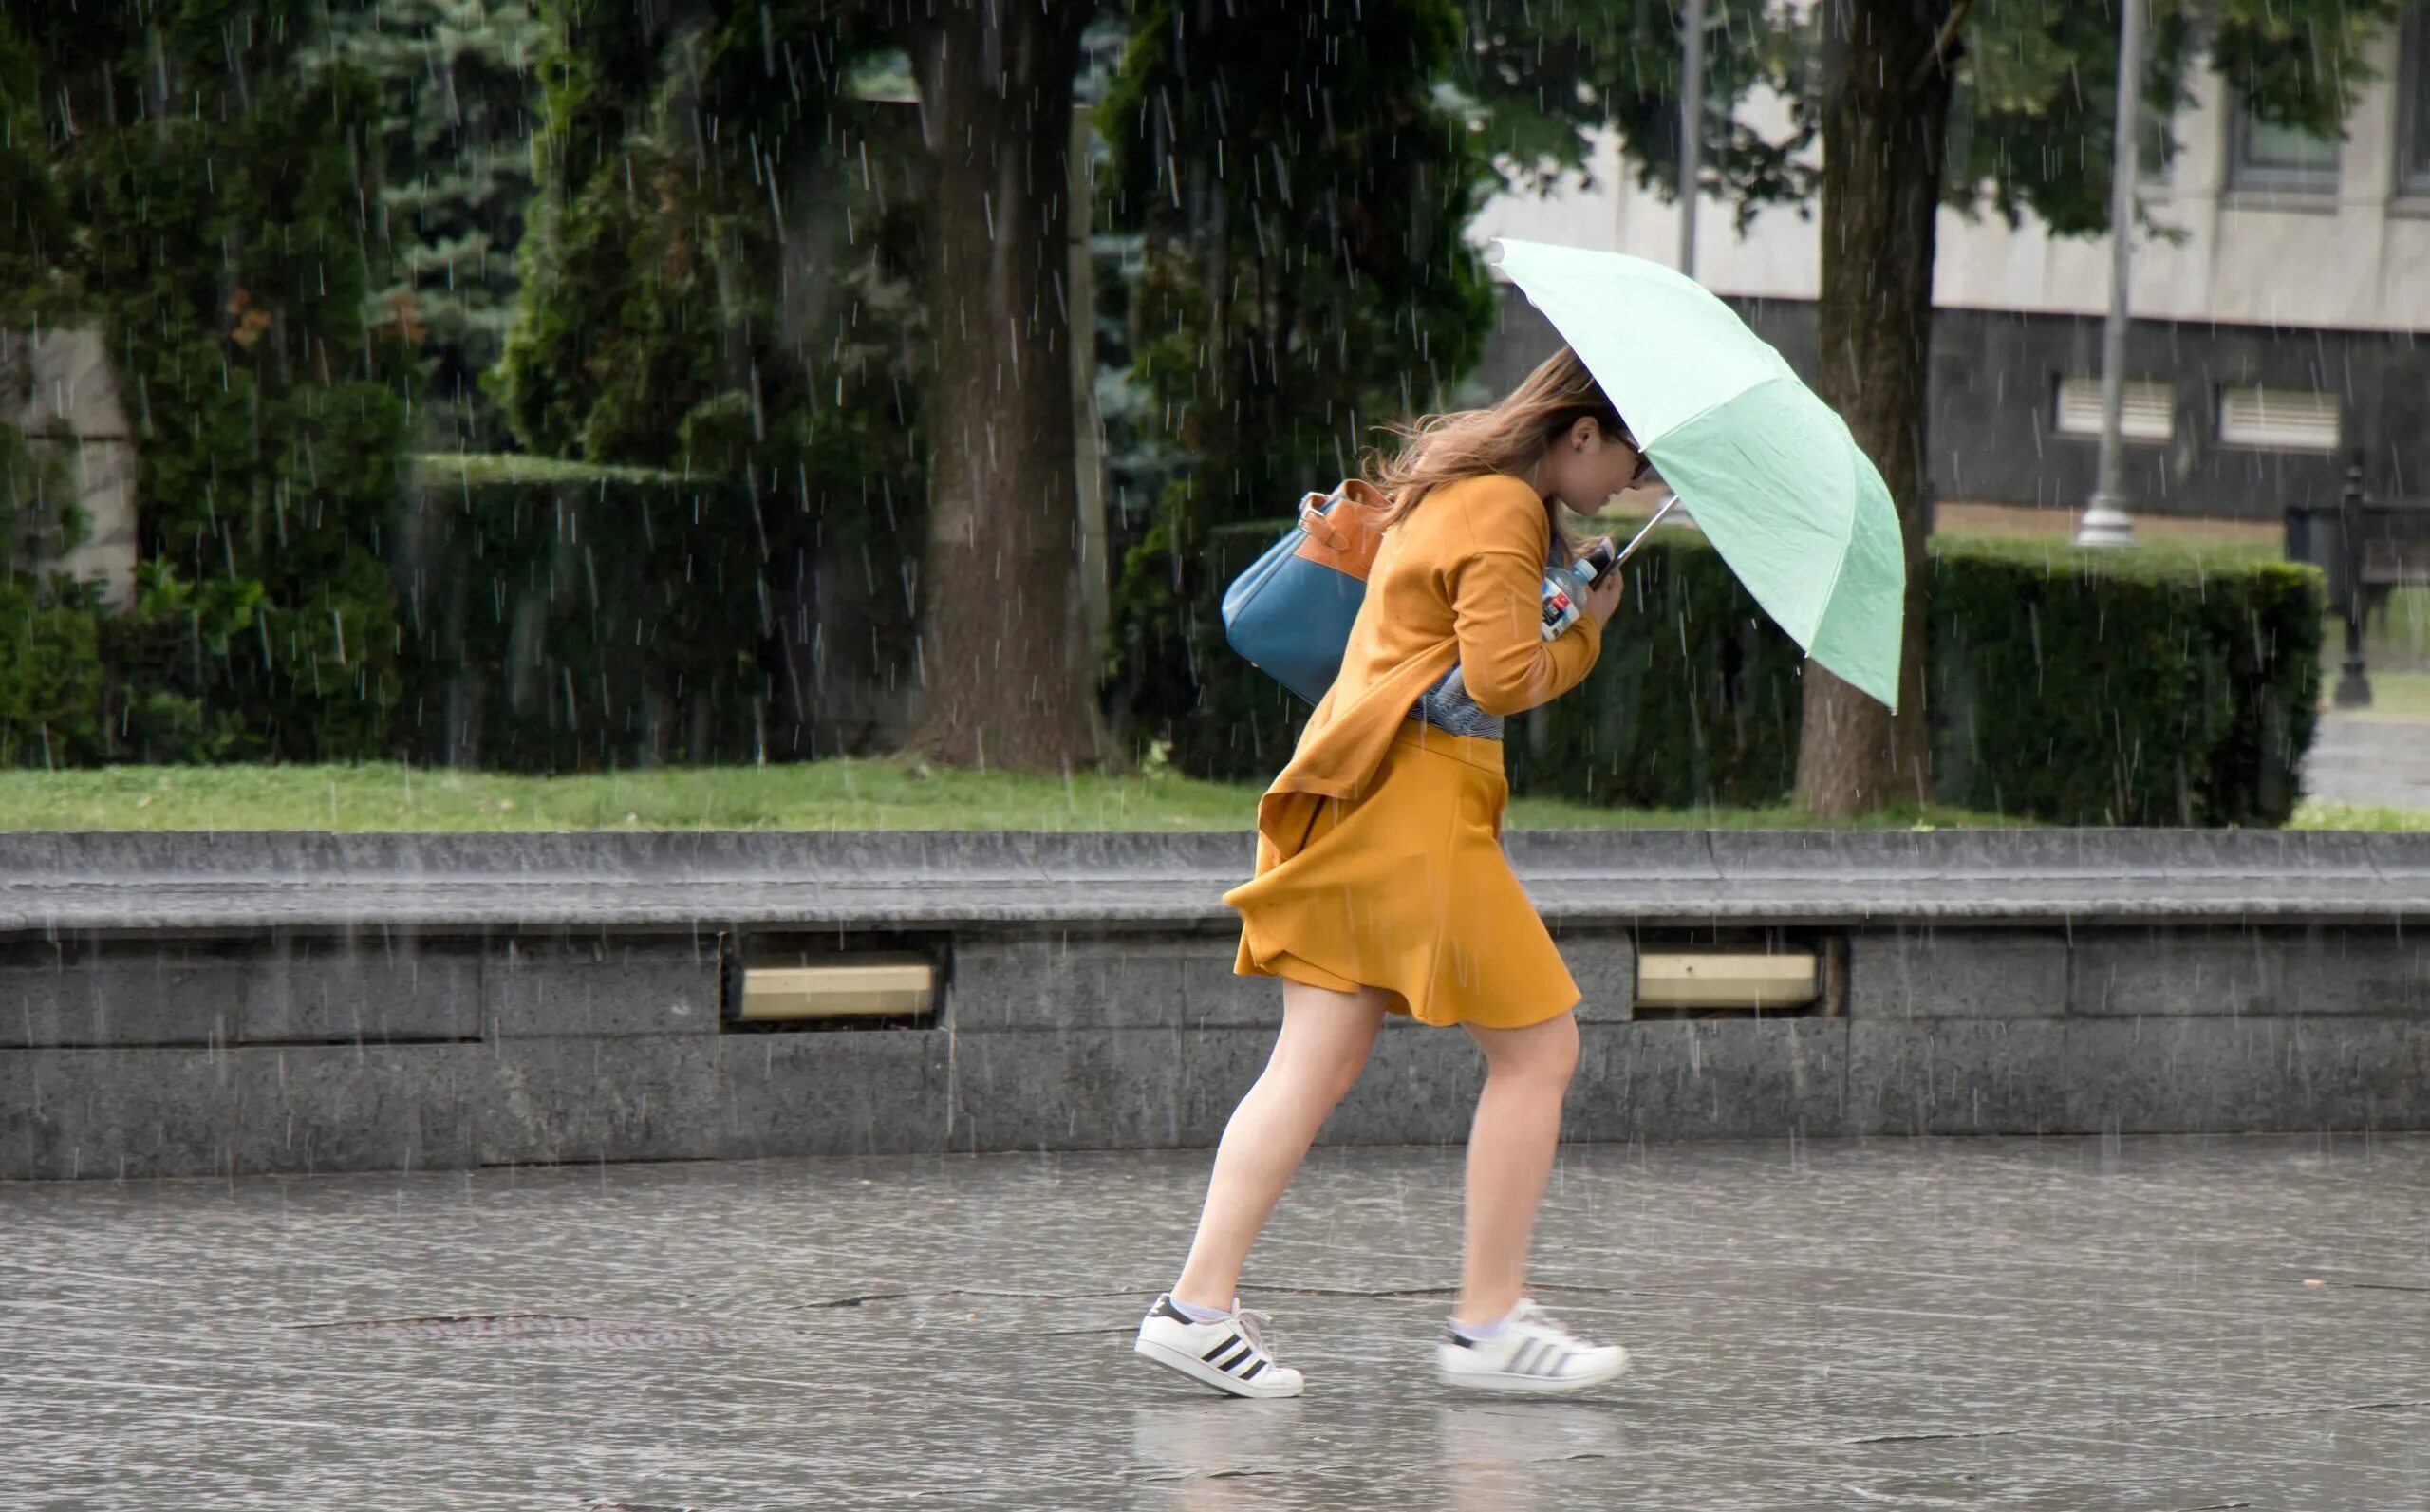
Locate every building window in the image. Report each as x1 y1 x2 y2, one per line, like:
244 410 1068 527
2229 99 2340 192
2054 377 2175 441
2216 387 2340 452
2402 10 2430 196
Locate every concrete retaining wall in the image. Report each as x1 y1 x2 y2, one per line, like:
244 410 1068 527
6 833 2428 1180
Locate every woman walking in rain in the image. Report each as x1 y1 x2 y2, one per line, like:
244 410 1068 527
1132 348 1645 1398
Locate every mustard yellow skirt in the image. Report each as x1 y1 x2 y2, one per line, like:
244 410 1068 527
1225 723 1580 1029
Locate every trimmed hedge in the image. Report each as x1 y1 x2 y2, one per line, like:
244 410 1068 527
1130 526 2325 828
0 457 774 773
394 459 770 770
0 460 2328 826
1504 534 1805 810
1924 537 2320 826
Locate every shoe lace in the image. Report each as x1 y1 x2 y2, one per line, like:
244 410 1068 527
1232 1306 1276 1357
1511 1298 1580 1343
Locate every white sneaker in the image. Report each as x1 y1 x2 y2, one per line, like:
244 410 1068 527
1435 1299 1628 1394
1133 1294 1306 1399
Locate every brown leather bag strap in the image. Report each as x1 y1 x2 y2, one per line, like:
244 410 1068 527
1292 480 1388 579
1298 492 1351 552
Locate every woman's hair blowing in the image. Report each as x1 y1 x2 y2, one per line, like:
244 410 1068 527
1363 348 1629 528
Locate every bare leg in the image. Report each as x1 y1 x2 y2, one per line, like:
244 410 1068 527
1172 979 1389 1309
1454 1009 1580 1325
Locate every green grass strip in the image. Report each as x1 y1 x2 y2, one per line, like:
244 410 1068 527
0 761 2014 833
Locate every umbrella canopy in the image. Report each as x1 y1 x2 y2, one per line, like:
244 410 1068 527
1495 237 1906 709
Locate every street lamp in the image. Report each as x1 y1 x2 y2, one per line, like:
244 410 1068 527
2074 0 2146 550
1679 0 1706 278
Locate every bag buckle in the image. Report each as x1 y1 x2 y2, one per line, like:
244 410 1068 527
1298 491 1352 553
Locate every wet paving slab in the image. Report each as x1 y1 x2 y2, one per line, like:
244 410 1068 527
2303 715 2430 812
3 1132 2425 1510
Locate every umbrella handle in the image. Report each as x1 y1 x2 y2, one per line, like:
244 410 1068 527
1611 494 1683 569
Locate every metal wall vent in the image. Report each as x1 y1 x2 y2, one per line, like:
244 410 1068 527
2217 386 2340 452
738 958 935 1021
2054 377 2175 441
1636 950 1821 1012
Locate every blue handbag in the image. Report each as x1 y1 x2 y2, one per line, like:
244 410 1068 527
1220 479 1390 706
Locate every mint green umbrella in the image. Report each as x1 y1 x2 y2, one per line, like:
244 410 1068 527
1496 238 1905 709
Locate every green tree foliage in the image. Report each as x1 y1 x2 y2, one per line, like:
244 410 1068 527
498 0 715 465
0 14 65 324
500 1 922 474
496 0 927 757
10 1 417 760
1464 0 2403 245
325 0 547 451
1951 0 2400 233
1 15 83 581
1102 0 1502 770
1458 0 1813 213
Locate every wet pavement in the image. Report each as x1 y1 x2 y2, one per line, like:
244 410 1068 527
4 1133 2426 1510
2306 715 2430 811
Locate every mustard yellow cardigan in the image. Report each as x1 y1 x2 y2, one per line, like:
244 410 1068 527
1252 472 1604 854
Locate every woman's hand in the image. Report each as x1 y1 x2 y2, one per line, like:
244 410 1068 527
1581 568 1625 626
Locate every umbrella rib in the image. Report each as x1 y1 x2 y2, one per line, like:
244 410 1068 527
1655 377 1860 656
1804 434 1865 655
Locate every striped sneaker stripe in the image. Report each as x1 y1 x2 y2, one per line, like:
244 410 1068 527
1201 1334 1242 1363
1213 1340 1258 1372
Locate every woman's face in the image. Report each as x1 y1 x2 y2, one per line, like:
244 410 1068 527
1540 417 1654 513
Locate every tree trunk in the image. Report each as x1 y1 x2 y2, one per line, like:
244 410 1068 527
1796 0 1952 817
904 0 1107 772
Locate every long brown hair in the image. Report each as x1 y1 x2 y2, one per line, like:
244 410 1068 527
1363 348 1629 534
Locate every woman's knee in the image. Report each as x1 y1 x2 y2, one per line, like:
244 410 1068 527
1264 1039 1373 1111
1272 981 1386 1100
1475 1009 1580 1087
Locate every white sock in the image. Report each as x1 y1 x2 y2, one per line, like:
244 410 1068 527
1449 1307 1517 1343
1170 1295 1231 1325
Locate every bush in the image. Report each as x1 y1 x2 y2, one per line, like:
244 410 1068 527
393 457 771 770
1143 526 2325 828
101 563 278 763
1505 533 1805 810
0 456 777 774
0 582 103 766
0 566 276 768
53 27 421 764
1928 539 2321 826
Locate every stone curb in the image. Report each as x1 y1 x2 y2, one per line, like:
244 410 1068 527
0 829 2423 934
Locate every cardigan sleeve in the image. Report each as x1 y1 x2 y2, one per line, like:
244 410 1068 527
1444 477 1606 718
